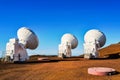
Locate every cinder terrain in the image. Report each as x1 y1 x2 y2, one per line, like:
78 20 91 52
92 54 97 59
99 43 120 58
0 43 120 80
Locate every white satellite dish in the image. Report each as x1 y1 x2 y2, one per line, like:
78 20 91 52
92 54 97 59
5 27 39 62
58 33 78 58
83 29 106 59
17 27 39 49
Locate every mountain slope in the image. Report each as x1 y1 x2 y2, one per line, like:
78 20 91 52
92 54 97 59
99 43 120 58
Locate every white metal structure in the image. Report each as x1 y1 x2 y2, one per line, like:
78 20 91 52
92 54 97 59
5 27 39 62
58 33 78 58
83 29 106 59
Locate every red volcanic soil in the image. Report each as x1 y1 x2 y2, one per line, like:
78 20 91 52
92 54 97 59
0 43 120 80
99 43 120 58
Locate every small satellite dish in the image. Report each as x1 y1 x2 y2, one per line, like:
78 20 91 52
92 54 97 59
84 29 106 59
58 33 78 58
5 27 39 62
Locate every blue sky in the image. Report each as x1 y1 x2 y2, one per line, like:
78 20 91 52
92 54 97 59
0 0 120 56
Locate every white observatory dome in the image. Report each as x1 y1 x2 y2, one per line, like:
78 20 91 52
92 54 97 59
61 33 78 49
17 27 39 49
84 29 106 47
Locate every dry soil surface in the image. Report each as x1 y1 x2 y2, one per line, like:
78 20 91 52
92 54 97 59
0 58 120 80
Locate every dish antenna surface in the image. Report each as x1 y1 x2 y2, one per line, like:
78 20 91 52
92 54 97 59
58 33 78 58
17 27 39 49
84 29 106 59
5 27 39 62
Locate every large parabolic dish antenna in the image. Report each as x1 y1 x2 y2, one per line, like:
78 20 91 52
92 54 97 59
61 33 78 49
58 33 78 58
17 27 39 49
84 29 106 59
84 29 106 47
5 27 39 62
